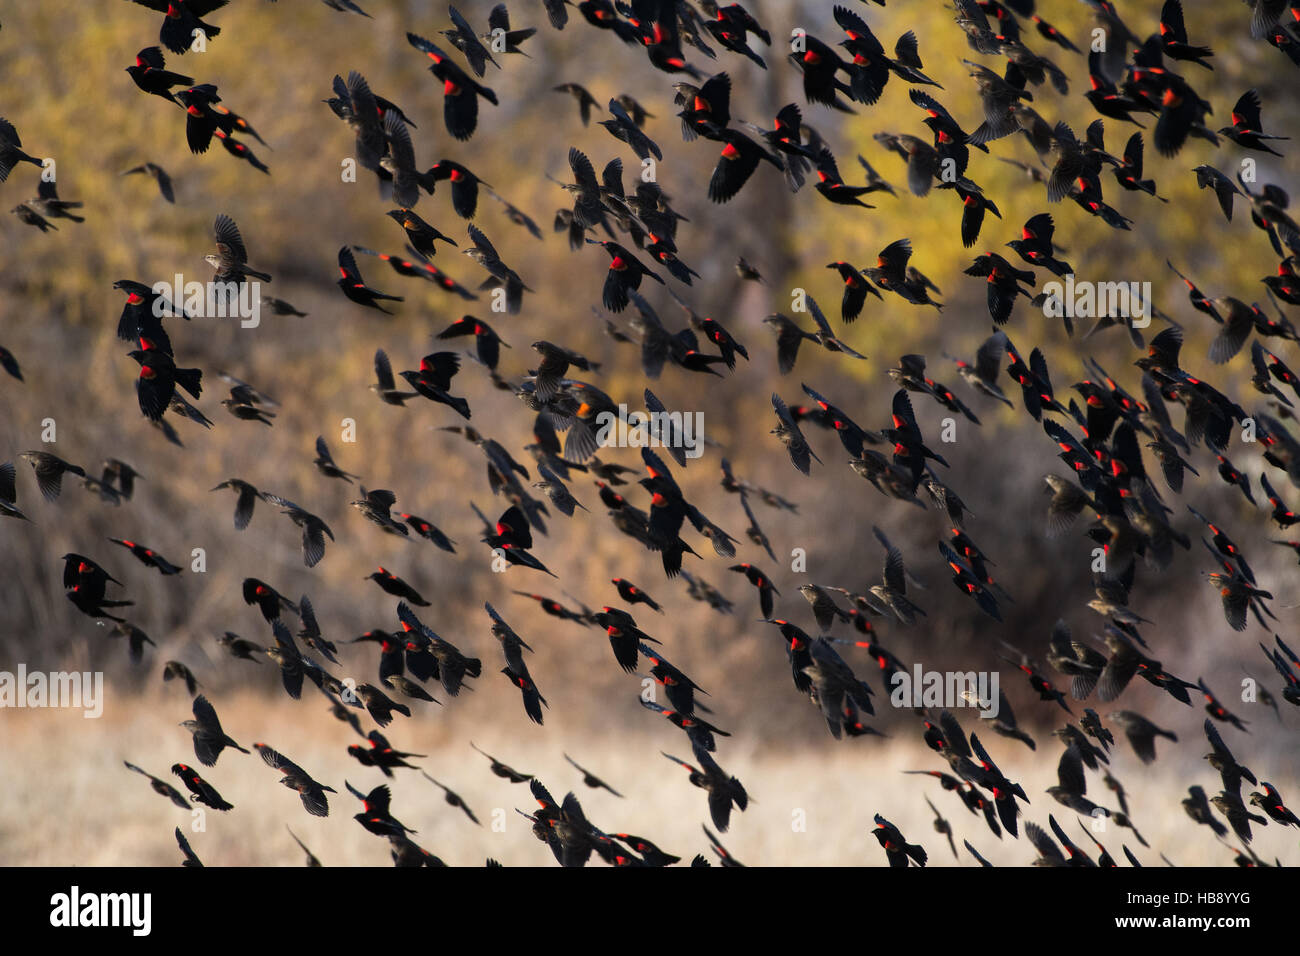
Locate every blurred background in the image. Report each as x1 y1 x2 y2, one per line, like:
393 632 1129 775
0 0 1297 866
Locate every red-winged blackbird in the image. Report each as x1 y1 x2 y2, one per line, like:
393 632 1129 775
127 1 226 55
397 602 483 696
241 577 297 623
699 0 770 67
171 763 233 810
387 208 457 259
825 261 881 322
872 813 927 868
424 160 486 219
181 695 249 766
1006 213 1073 276
641 696 729 752
126 47 192 104
590 606 659 673
346 780 415 836
729 562 779 618
213 129 267 174
109 537 181 575
367 566 429 606
406 33 498 140
612 577 662 612
864 239 942 309
219 383 275 425
1110 132 1165 201
1249 782 1300 827
113 278 188 354
127 344 201 423
708 129 782 203
399 512 456 551
965 252 1036 326
399 352 471 419
628 0 700 75
512 590 592 625
501 663 548 725
175 84 223 153
337 246 403 312
1220 88 1288 156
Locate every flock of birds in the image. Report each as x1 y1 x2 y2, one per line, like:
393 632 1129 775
3 0 1300 867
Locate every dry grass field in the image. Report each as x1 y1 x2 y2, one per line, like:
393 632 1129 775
1 0 1299 869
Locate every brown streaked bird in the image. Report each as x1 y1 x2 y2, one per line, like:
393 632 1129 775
210 478 263 531
108 537 182 575
255 743 336 817
1211 789 1267 843
369 349 419 406
205 213 271 285
353 682 412 728
180 695 249 767
19 452 85 502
